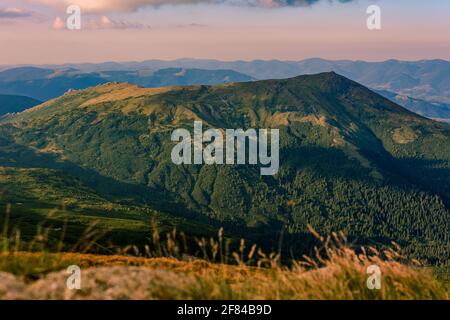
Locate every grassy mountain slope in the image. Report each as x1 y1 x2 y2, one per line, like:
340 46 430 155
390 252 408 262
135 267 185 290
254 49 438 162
0 73 449 263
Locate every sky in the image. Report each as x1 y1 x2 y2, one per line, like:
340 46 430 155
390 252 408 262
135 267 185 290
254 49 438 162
0 0 449 64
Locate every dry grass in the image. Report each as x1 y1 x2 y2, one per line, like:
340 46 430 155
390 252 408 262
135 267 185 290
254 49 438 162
0 225 448 300
80 83 173 108
0 248 447 300
0 208 448 300
393 127 419 144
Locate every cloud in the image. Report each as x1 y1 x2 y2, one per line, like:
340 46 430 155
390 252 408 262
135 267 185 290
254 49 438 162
176 23 208 28
0 7 33 18
51 14 151 30
96 15 152 29
27 0 355 13
52 16 64 29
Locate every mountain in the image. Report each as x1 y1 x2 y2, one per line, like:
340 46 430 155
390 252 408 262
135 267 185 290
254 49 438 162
0 94 41 117
0 67 254 101
293 59 450 105
99 68 254 88
6 59 449 120
148 58 450 107
169 58 450 121
0 67 106 101
0 73 449 263
376 90 450 120
31 58 450 101
0 66 55 82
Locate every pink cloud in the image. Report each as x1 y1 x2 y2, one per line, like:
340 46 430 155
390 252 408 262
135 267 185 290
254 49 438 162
52 16 64 29
0 7 33 18
50 14 151 30
27 0 355 13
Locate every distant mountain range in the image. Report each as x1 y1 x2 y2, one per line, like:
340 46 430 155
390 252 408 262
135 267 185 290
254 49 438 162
0 67 253 101
375 90 450 120
1 73 449 263
0 59 449 121
0 94 41 117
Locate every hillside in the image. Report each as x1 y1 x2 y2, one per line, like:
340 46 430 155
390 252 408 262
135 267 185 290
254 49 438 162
0 94 41 116
0 73 449 263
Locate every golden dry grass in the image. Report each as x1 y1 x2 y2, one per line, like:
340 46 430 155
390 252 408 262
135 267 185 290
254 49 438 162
80 83 173 108
0 239 447 300
0 211 447 300
393 127 419 144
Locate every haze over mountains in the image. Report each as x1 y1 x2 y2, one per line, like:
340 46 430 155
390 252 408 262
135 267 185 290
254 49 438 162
0 67 253 102
375 90 450 122
0 94 41 117
1 58 449 121
1 72 448 263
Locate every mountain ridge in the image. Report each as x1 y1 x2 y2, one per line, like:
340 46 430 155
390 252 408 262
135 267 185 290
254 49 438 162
1 59 449 121
1 72 449 263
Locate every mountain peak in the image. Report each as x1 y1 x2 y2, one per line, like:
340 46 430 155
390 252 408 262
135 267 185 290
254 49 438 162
274 71 362 95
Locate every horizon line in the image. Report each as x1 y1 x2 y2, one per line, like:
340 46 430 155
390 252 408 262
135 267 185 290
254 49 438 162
1 57 450 68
